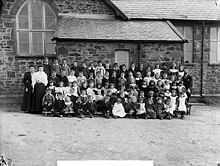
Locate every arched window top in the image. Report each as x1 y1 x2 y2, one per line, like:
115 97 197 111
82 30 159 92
16 0 57 56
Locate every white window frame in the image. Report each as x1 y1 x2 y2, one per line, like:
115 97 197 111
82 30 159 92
176 25 194 63
16 0 56 56
210 27 220 64
115 49 130 68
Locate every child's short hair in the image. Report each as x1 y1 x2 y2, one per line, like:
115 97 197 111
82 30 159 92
138 97 144 102
49 79 54 84
46 88 52 92
110 83 115 87
59 81 64 85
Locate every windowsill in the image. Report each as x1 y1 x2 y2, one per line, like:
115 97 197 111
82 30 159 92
15 54 57 59
208 63 220 66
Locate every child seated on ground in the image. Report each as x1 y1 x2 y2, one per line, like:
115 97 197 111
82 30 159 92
74 97 85 118
164 98 173 120
100 95 112 119
145 98 156 119
155 97 166 120
112 97 126 119
85 95 97 118
42 88 55 115
52 92 65 117
127 95 139 119
64 96 74 117
136 97 146 119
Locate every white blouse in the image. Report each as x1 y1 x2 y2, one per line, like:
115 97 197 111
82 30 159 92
32 71 48 87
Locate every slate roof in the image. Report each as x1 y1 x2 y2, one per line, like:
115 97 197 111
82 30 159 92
54 13 185 42
110 0 220 20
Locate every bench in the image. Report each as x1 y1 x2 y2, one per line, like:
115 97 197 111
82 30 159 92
187 103 206 115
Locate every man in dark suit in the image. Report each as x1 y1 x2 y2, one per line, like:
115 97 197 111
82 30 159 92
43 57 51 78
183 69 193 101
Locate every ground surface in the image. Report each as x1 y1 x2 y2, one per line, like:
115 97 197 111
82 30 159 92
0 106 220 166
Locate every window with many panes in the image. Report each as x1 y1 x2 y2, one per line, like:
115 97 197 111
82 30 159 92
176 26 193 63
16 0 56 56
210 27 220 64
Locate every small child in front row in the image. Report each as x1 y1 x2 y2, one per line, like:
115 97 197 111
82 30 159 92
155 97 166 120
64 96 74 117
136 97 147 119
100 95 112 119
145 98 156 119
52 92 65 117
74 97 85 118
42 88 55 115
112 97 126 119
85 95 97 118
164 98 173 120
175 92 187 119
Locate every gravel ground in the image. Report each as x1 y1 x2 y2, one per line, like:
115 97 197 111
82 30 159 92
0 106 220 166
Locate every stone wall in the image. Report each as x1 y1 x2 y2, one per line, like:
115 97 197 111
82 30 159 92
140 43 184 66
57 41 139 65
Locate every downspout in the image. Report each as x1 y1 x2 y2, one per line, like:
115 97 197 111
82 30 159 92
200 21 205 97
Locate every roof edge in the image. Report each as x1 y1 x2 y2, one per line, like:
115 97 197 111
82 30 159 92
166 21 188 43
52 37 185 43
103 0 129 20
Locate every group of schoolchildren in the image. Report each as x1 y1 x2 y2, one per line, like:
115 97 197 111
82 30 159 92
42 58 189 120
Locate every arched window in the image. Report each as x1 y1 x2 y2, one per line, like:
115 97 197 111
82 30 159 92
16 0 56 56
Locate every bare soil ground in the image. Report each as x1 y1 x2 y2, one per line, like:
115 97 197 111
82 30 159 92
0 106 220 166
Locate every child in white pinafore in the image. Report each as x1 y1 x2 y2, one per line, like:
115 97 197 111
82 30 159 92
136 97 146 119
176 92 188 119
64 96 74 117
112 97 126 118
169 90 178 115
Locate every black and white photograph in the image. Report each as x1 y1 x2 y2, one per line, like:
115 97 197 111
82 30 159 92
0 0 220 165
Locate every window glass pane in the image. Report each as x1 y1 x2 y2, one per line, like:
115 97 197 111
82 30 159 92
32 32 43 55
210 41 217 63
218 42 220 62
19 32 29 42
184 26 193 40
115 51 129 67
45 43 56 54
32 17 42 30
18 16 29 29
31 0 42 17
218 27 220 41
45 32 55 43
45 3 55 17
45 17 56 30
19 3 28 16
210 27 217 41
33 43 43 55
19 43 29 55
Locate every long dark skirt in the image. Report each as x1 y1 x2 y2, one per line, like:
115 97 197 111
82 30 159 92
21 86 33 112
31 83 46 114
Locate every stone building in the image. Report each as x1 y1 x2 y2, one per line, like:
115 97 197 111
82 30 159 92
0 0 220 104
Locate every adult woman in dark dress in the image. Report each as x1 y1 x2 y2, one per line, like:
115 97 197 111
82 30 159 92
31 65 48 114
21 65 35 112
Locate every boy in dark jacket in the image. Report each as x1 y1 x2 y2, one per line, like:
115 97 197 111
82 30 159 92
85 95 97 118
52 92 65 117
